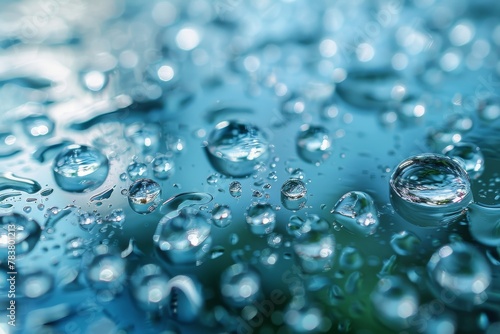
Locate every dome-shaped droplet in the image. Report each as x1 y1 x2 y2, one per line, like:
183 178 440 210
0 213 41 261
84 245 126 296
281 178 307 211
427 242 491 309
331 191 379 236
152 154 174 179
293 221 335 273
245 203 276 236
130 263 170 312
443 142 484 180
205 121 269 177
127 178 162 214
220 264 260 307
53 144 109 193
229 181 242 198
296 125 331 164
370 276 419 330
211 205 232 228
390 231 421 256
127 161 148 180
154 207 212 264
389 154 473 227
468 203 500 247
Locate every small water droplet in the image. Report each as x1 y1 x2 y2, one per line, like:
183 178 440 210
211 205 232 228
127 161 148 180
281 178 307 211
296 125 331 164
246 203 276 236
229 181 242 198
152 154 174 180
127 178 162 214
332 191 379 236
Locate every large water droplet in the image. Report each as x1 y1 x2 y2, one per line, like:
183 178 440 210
427 242 491 309
154 207 212 264
0 213 41 260
443 142 485 180
370 276 419 330
389 154 473 227
296 125 331 164
127 178 162 214
52 144 109 193
281 178 307 211
220 264 261 307
331 191 379 236
130 263 170 312
245 203 276 236
205 120 269 177
468 203 500 247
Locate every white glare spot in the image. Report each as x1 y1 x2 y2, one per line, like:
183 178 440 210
319 39 337 57
450 22 474 46
356 43 375 62
176 28 200 51
84 71 106 91
157 65 174 81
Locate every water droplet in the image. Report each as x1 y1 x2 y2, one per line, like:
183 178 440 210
296 125 331 164
220 264 260 307
52 144 109 193
332 191 379 236
154 207 212 264
128 178 162 214
65 237 87 258
339 246 364 270
130 263 170 312
19 270 53 298
281 94 306 118
152 154 174 180
389 154 473 227
207 174 218 185
267 233 283 248
245 203 276 236
293 221 335 273
105 208 126 226
0 213 41 260
20 114 55 138
79 211 97 232
390 231 421 256
84 245 126 297
0 132 21 158
370 276 419 330
40 188 54 197
284 301 325 332
205 120 269 177
159 192 213 215
82 70 107 92
468 203 500 247
427 242 491 309
281 178 307 211
443 142 485 180
212 205 232 228
89 186 114 202
0 172 41 194
127 161 148 180
229 181 242 198
125 123 161 155
164 275 203 322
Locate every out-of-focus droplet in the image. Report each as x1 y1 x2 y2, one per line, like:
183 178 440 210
281 178 307 211
267 233 283 248
220 264 260 307
52 144 109 193
443 142 484 180
127 161 148 180
84 245 126 298
293 219 335 273
0 172 41 194
0 132 21 158
159 192 213 215
205 121 269 177
125 123 161 155
164 275 203 322
130 263 170 312
370 276 419 330
468 203 500 247
390 231 421 256
19 270 53 298
284 300 325 333
152 154 174 179
281 94 306 119
154 207 212 264
427 242 491 309
128 178 162 214
0 213 41 260
20 114 55 138
331 191 379 236
78 211 97 232
212 205 232 228
389 154 472 227
339 246 364 270
296 125 331 164
245 203 276 236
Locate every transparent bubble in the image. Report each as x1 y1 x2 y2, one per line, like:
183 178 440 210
220 264 260 307
443 142 485 180
370 276 419 330
293 221 335 273
390 231 421 256
0 213 41 260
84 245 126 295
78 211 97 232
52 144 109 193
296 125 331 164
331 191 379 236
20 114 55 138
468 203 500 247
130 263 170 312
339 246 364 270
245 203 276 236
0 132 21 158
281 178 307 211
229 181 242 198
128 178 162 214
427 242 491 309
154 207 212 264
205 121 269 177
127 161 148 180
211 205 232 228
152 154 174 179
19 270 53 298
389 154 473 227
125 123 161 155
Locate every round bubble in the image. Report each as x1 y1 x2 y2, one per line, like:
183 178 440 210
245 203 276 236
281 178 307 211
296 125 331 164
443 142 484 180
389 154 473 227
220 264 260 307
332 191 379 235
128 178 162 214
